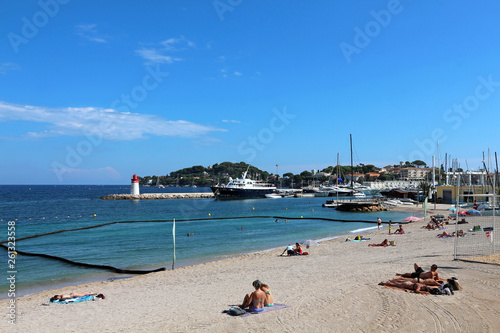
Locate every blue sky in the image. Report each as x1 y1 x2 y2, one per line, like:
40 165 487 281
1 0 500 184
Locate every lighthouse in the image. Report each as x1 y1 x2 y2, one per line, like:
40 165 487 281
131 174 140 195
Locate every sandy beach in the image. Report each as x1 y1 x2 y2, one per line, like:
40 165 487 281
3 204 500 332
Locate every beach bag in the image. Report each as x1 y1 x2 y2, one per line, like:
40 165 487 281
430 288 443 295
447 278 462 291
228 307 246 316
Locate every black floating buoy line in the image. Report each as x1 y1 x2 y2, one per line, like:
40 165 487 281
0 215 402 274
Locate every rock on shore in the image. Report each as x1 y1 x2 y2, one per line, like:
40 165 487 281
100 193 214 200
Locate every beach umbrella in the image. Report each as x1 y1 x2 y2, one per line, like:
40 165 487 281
403 216 422 222
466 209 481 216
477 204 489 211
301 239 320 248
447 207 457 211
458 211 467 216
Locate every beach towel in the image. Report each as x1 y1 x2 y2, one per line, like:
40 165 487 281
345 238 371 242
224 304 290 317
240 304 290 317
49 295 102 304
382 285 430 295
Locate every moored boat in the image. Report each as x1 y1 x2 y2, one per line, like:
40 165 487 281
210 167 276 199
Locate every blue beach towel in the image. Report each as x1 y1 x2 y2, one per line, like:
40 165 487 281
240 304 290 317
49 295 98 304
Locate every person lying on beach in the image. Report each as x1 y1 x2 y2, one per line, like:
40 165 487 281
281 245 295 256
437 231 452 238
260 283 274 307
423 223 434 230
368 239 389 247
410 277 442 286
397 263 440 281
379 278 437 294
50 292 103 302
294 242 303 255
393 225 405 234
239 280 267 313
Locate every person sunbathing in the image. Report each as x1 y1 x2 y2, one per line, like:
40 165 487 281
50 292 103 302
379 278 437 294
368 239 389 247
397 263 440 281
393 225 405 234
411 277 442 286
437 231 452 238
260 283 274 307
239 280 267 312
423 223 436 230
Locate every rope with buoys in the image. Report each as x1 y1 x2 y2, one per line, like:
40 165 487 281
0 243 165 274
0 216 409 245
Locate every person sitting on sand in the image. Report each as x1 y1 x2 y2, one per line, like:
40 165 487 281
393 225 405 234
260 283 274 307
397 263 440 281
239 280 267 312
368 239 389 247
379 278 437 294
50 292 103 302
294 242 303 255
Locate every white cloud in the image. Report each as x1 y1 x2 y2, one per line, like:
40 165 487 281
0 62 20 74
136 36 195 64
134 49 180 64
222 119 241 124
234 71 242 76
76 24 107 43
0 101 226 141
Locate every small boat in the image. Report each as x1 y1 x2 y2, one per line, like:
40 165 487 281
265 193 282 199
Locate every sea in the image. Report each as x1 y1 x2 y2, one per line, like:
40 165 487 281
0 185 417 299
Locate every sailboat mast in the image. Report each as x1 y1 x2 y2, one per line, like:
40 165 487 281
336 153 339 186
350 134 353 190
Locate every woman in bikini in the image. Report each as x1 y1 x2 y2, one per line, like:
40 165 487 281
239 280 267 312
368 239 389 247
50 292 103 302
260 283 274 307
379 278 436 294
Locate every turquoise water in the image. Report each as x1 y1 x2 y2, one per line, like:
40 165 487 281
0 185 417 298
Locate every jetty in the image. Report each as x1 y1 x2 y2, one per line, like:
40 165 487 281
101 193 214 200
323 198 388 212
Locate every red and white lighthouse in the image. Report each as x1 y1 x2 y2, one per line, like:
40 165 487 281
131 174 140 195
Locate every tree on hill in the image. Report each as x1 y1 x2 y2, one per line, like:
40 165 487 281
412 160 427 168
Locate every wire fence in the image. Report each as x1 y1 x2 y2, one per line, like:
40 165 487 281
453 175 498 264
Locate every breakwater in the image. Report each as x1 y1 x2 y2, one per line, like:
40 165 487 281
100 192 214 200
